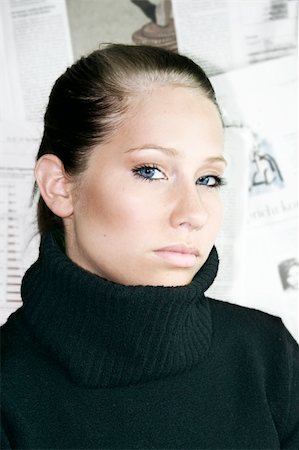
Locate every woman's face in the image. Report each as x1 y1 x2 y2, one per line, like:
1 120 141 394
65 86 225 286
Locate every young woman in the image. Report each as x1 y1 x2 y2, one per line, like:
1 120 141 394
1 44 298 449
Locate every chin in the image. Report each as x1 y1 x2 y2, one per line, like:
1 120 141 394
94 262 201 287
141 270 197 287
160 277 195 287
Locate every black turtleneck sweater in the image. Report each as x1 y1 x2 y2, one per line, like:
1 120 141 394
1 233 299 449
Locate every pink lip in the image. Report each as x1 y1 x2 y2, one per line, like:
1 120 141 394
156 245 199 256
154 245 199 268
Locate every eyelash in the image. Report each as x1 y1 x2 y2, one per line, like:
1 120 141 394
132 164 227 189
132 164 163 182
196 175 227 189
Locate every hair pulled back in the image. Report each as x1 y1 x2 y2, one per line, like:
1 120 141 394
35 44 220 233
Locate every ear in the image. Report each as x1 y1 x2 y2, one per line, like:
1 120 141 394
35 154 74 218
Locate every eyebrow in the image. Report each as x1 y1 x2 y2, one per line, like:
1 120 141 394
204 156 227 166
125 144 227 166
125 144 178 156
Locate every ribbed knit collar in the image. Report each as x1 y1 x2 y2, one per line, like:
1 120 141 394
21 232 218 388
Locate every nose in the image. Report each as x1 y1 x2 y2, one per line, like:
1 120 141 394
169 183 208 231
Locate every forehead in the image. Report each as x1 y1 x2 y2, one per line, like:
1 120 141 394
87 86 224 168
129 85 221 123
123 86 222 145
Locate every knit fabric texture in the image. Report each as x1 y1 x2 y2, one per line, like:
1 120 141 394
1 232 299 449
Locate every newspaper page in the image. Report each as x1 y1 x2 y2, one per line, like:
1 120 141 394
172 0 298 76
0 0 73 324
0 0 73 121
207 55 298 341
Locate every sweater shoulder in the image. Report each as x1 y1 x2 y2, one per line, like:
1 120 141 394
207 298 299 445
1 307 31 353
208 297 291 341
1 308 50 377
1 307 26 354
207 296 299 380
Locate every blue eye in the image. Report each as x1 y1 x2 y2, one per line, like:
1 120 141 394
132 165 165 181
197 175 226 188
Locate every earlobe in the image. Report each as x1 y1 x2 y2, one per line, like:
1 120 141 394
35 155 74 218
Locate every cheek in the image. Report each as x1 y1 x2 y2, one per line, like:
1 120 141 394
73 181 114 230
77 181 159 235
205 192 223 223
216 199 224 224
